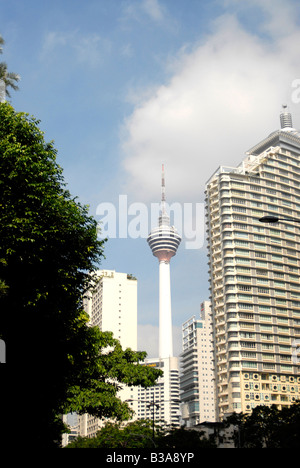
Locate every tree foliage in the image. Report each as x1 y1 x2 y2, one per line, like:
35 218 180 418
65 420 216 449
226 402 300 448
0 103 161 448
155 426 217 449
0 259 8 297
0 35 20 99
66 420 157 449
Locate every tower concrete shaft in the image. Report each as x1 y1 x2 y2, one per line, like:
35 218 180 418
159 260 173 358
147 165 181 358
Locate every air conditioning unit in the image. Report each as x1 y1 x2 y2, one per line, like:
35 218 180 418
245 394 250 400
282 385 287 392
244 373 249 380
246 404 251 410
254 384 260 391
255 394 260 401
291 396 296 403
253 373 259 380
265 395 270 401
272 385 278 392
244 383 250 390
297 377 300 384
289 376 295 383
272 375 277 382
291 386 295 393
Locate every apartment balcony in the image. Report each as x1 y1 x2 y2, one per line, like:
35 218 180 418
228 353 240 363
216 346 227 356
218 388 229 398
218 399 229 410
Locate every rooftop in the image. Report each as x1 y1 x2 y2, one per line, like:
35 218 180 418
206 106 300 187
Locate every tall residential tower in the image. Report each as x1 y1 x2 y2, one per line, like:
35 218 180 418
180 301 216 426
206 107 300 420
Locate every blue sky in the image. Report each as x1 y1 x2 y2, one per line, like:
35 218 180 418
2 0 300 357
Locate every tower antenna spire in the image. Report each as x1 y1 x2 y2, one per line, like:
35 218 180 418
161 163 166 213
159 163 170 226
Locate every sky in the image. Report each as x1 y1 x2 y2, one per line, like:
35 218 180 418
2 0 300 357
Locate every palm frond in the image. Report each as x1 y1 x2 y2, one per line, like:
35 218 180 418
0 61 20 97
0 35 4 54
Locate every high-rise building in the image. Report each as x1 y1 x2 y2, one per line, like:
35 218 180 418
180 301 216 426
206 107 300 420
78 270 139 438
137 165 181 427
136 356 181 428
84 269 137 350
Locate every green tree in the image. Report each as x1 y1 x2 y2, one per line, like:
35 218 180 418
0 103 161 448
0 35 20 99
0 260 7 298
64 326 162 424
66 420 157 449
275 400 300 448
66 421 216 449
0 35 4 54
156 426 217 449
226 402 300 448
0 279 7 297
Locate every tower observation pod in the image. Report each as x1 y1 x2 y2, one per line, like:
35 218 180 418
147 165 181 358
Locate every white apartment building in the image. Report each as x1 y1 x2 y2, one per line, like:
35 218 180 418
205 108 300 420
180 301 216 426
136 356 181 428
84 270 137 349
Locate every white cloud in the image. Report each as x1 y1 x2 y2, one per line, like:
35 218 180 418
74 33 111 68
41 30 111 68
41 31 69 52
142 0 165 22
121 43 134 58
224 0 299 38
121 1 300 204
120 0 169 26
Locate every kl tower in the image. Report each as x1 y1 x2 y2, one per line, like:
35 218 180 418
138 165 181 428
147 165 181 358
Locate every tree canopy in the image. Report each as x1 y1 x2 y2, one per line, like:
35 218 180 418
65 420 216 449
226 402 300 448
0 259 8 297
0 103 161 448
0 35 20 99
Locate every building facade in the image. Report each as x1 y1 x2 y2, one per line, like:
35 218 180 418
78 270 139 438
136 357 181 428
84 269 137 350
180 301 216 426
205 108 300 420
